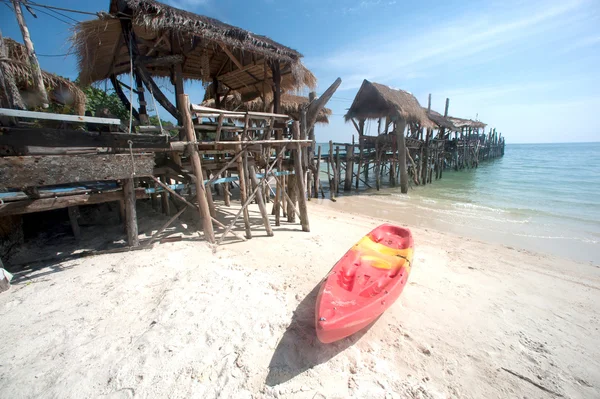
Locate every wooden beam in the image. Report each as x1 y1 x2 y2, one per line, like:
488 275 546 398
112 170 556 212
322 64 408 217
0 154 155 189
136 64 181 121
0 189 147 217
218 43 243 70
306 78 341 131
110 75 140 122
0 127 170 150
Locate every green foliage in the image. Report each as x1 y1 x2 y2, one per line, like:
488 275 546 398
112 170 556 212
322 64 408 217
82 85 129 122
147 115 179 137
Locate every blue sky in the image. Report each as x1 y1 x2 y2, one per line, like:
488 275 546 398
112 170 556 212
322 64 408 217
1 0 599 143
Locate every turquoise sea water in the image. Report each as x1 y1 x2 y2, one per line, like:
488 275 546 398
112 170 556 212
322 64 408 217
316 143 600 264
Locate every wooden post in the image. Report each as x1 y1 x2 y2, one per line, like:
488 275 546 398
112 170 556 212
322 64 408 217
355 119 365 189
335 146 341 193
287 174 297 223
292 122 310 232
344 143 353 191
248 165 274 236
122 178 139 247
314 145 321 198
328 140 336 201
271 61 281 114
68 206 81 240
396 119 408 193
235 135 252 238
375 147 381 191
135 73 150 124
202 169 217 218
223 171 231 206
179 94 214 243
11 0 48 108
160 175 170 216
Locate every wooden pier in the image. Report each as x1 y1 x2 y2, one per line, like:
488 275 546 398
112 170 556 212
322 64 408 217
306 80 506 199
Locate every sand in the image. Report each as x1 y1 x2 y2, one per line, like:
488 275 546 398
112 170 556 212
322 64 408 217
1 199 599 398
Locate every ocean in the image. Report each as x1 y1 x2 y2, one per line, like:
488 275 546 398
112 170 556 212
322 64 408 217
315 142 600 264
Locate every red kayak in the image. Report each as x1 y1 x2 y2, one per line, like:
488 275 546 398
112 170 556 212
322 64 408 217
315 224 414 343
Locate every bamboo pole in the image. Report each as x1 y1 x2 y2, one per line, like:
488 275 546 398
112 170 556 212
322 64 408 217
11 0 48 108
292 121 310 232
223 171 231 206
273 130 282 224
178 94 215 243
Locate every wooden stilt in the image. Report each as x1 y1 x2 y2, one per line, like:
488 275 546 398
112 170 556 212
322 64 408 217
313 145 321 198
178 94 215 243
68 206 80 239
292 122 310 232
123 178 139 247
328 140 336 201
236 135 252 238
248 165 274 236
287 174 297 223
335 146 341 193
273 130 282 224
160 175 170 216
396 120 408 193
223 171 231 206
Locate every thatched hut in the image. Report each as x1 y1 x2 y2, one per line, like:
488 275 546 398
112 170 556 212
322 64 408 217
447 116 486 130
201 92 332 124
344 80 434 193
71 0 316 123
2 38 85 114
423 108 457 132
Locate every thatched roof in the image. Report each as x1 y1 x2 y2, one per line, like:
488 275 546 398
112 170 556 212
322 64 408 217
201 91 331 124
72 0 316 99
447 116 486 129
423 108 457 131
345 80 434 128
3 38 85 112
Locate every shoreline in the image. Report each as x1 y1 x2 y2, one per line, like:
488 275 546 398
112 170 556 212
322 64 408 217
313 187 600 266
1 200 599 398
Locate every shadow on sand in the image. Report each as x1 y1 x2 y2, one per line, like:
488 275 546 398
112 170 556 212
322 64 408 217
265 282 378 386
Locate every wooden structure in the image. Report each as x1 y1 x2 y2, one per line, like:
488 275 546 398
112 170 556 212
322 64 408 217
317 80 505 198
0 0 340 263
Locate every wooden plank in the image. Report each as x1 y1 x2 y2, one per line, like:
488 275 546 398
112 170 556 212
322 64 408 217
0 154 155 189
0 189 147 216
0 127 170 149
0 108 121 125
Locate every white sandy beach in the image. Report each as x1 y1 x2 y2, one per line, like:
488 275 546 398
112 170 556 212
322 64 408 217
1 200 599 398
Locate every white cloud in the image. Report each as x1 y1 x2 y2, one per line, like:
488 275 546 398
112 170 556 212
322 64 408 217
311 0 592 90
